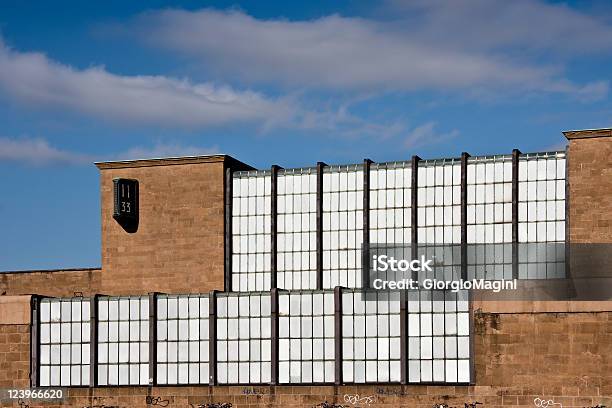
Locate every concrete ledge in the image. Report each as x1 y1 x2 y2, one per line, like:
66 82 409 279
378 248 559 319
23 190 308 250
0 295 31 324
474 300 612 313
563 127 612 140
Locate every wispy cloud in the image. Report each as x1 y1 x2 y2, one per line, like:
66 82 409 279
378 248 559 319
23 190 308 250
0 137 93 166
115 142 219 160
0 38 295 129
126 6 610 98
404 122 459 149
0 137 220 166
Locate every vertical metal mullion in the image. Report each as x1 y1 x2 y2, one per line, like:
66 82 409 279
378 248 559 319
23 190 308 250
316 162 327 290
90 294 99 387
512 149 521 280
270 288 279 385
362 160 373 289
225 167 233 292
411 156 421 280
460 153 470 281
564 146 570 279
399 295 407 385
29 295 40 387
148 292 158 386
271 166 281 289
334 286 343 386
209 290 217 385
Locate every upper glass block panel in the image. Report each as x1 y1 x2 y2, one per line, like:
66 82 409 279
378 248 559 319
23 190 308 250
518 151 566 278
322 164 364 289
39 297 91 386
467 155 513 280
370 161 412 245
156 294 210 385
232 170 272 292
277 167 317 290
417 159 462 245
216 292 272 384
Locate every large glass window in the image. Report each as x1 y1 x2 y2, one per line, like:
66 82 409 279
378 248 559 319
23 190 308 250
278 291 335 383
417 159 462 282
518 152 566 278
97 296 149 385
39 298 91 386
406 291 471 383
467 155 513 280
232 170 272 291
370 161 412 245
342 291 401 383
156 294 209 384
277 168 317 290
216 293 272 384
323 164 364 288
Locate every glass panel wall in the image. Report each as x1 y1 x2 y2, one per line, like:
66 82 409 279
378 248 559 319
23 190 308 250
232 170 272 291
97 296 149 385
156 294 209 384
39 297 91 386
341 291 401 383
518 152 566 278
216 293 272 384
278 291 335 383
322 164 364 288
406 291 471 383
277 168 317 290
467 155 513 280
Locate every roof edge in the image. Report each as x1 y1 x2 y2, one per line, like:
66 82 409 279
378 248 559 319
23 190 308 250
0 267 101 275
95 154 252 170
563 128 612 140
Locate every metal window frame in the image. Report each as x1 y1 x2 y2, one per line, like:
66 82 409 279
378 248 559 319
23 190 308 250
30 295 41 387
276 289 336 385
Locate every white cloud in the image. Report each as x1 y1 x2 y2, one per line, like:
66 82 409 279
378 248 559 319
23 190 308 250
0 137 220 166
129 6 610 98
115 142 219 160
404 122 459 149
0 38 295 129
388 0 612 54
0 137 93 166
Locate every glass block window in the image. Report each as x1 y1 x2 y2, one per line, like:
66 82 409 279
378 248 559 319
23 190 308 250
467 155 513 280
341 291 401 383
39 298 91 386
156 295 209 385
518 152 566 278
407 290 471 383
416 160 462 282
97 296 149 385
278 291 335 383
277 168 317 290
216 293 271 384
232 170 272 291
322 164 364 288
417 159 461 245
370 161 412 245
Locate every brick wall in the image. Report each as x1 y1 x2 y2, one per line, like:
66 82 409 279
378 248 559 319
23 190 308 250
97 156 249 295
566 129 612 243
0 269 101 297
0 309 608 407
0 296 31 389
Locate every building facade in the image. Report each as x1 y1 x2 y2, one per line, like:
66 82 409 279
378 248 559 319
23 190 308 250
0 128 611 407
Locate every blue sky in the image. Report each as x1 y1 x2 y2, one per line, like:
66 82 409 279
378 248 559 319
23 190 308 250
1 0 611 271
